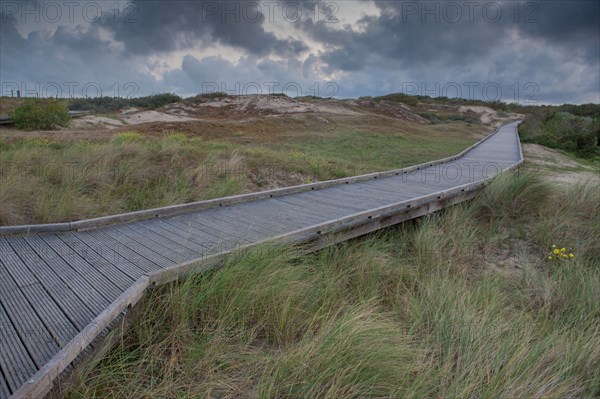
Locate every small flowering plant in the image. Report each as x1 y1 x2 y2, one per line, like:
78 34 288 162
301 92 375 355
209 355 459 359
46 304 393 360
546 244 575 262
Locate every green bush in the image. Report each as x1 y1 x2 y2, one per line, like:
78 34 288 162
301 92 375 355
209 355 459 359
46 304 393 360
69 97 127 113
68 93 182 113
131 93 181 109
373 92 420 107
520 110 600 159
10 99 71 130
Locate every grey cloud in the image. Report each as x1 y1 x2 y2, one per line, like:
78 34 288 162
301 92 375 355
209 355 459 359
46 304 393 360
0 11 161 97
299 0 596 72
99 0 308 56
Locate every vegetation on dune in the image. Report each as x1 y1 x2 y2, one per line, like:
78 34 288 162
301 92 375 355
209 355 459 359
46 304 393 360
372 92 420 107
0 127 478 226
9 99 71 130
186 92 231 103
65 172 600 398
0 133 243 225
68 93 182 113
519 110 600 160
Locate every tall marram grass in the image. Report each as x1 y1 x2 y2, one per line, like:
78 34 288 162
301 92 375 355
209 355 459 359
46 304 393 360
65 172 600 398
0 128 478 226
0 133 244 225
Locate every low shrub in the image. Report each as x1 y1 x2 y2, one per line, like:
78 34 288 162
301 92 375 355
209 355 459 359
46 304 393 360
10 99 71 130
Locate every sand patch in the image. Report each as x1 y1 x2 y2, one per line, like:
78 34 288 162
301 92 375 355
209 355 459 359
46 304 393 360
70 115 125 129
458 105 523 126
121 110 198 124
523 143 599 185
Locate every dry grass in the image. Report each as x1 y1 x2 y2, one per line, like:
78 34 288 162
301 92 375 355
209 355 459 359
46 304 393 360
0 117 485 225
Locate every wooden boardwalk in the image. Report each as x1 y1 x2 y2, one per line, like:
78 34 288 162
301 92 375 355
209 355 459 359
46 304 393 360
0 122 523 398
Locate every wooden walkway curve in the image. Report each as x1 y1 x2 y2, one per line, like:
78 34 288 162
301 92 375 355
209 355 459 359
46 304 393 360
0 121 523 398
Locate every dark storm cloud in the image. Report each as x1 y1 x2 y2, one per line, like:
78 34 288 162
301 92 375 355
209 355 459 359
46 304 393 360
99 0 308 56
518 1 599 42
297 0 599 72
517 0 600 64
0 10 160 97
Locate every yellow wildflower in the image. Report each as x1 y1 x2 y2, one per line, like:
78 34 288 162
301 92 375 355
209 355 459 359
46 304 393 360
561 248 566 252
548 256 553 260
569 253 574 258
553 249 560 254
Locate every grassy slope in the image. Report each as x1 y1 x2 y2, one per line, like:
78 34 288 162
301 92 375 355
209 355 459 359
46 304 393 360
0 117 482 225
64 172 600 399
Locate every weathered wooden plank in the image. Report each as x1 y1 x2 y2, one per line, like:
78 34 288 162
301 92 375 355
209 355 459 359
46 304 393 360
112 224 195 265
235 199 325 226
380 179 448 196
0 238 38 288
137 220 221 255
23 236 122 305
183 211 267 243
154 219 233 254
11 277 150 399
0 370 10 398
72 230 158 273
57 233 140 286
0 260 77 351
274 196 353 218
1 238 95 330
276 193 364 215
324 184 403 202
194 211 271 242
40 234 134 290
338 181 411 197
88 229 171 269
164 215 244 244
127 223 200 262
267 198 339 221
0 303 37 394
206 210 291 236
314 189 390 209
0 279 60 369
19 284 78 349
35 235 126 300
211 203 309 233
286 190 366 212
225 204 311 233
10 237 110 314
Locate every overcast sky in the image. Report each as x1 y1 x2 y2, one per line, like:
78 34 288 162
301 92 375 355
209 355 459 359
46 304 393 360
1 0 598 104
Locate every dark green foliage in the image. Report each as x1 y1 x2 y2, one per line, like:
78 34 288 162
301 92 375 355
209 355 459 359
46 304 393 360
69 93 182 113
417 112 479 124
185 92 230 103
558 103 600 118
131 93 181 109
520 110 600 159
373 93 419 106
68 97 128 113
10 99 71 130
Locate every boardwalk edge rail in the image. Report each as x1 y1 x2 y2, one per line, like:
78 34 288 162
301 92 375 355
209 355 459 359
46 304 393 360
10 122 523 398
1 124 509 236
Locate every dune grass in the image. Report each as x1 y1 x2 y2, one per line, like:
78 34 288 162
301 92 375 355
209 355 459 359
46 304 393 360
0 133 244 225
64 172 600 398
0 125 479 225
